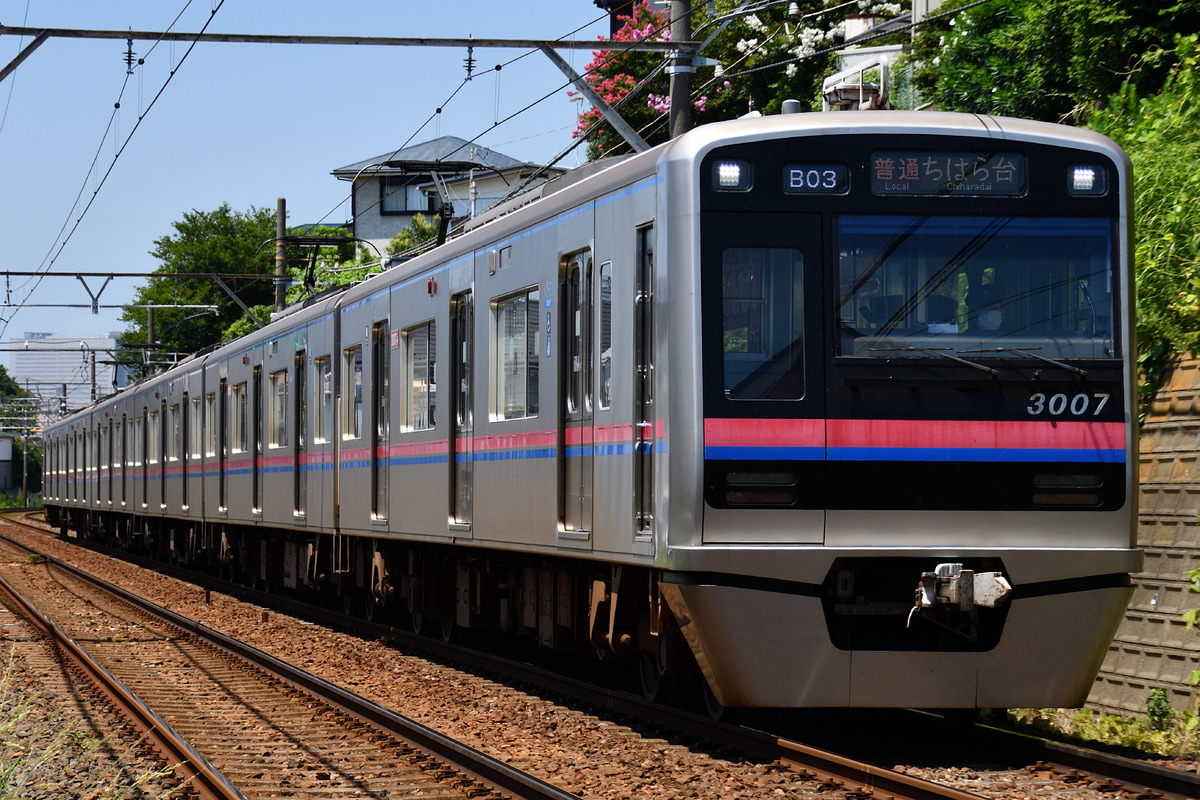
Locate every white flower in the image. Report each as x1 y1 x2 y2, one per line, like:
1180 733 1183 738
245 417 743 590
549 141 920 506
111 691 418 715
786 63 798 77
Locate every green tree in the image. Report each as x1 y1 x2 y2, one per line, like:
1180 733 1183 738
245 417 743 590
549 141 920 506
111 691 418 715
1088 35 1200 400
0 365 28 399
386 213 440 256
575 1 907 160
909 0 1200 121
118 206 354 376
118 204 278 373
0 365 39 499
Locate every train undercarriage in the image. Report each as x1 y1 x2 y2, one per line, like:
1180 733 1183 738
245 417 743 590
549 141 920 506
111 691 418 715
45 505 699 703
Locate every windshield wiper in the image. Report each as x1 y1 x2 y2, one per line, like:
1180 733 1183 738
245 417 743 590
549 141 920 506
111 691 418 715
868 346 998 376
958 347 1087 377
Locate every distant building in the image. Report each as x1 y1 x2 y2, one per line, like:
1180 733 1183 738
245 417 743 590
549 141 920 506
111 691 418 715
332 136 567 259
8 332 126 412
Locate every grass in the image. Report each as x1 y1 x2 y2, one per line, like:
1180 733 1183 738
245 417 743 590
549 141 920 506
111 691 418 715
0 645 185 799
1007 693 1200 761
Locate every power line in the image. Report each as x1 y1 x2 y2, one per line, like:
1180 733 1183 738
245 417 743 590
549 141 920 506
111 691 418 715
1 1 228 342
0 0 32 140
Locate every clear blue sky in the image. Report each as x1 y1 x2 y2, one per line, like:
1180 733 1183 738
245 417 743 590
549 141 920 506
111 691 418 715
0 1 610 353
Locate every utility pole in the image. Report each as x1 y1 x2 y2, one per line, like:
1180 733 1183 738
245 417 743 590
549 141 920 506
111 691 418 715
276 198 287 313
669 0 693 139
90 351 97 403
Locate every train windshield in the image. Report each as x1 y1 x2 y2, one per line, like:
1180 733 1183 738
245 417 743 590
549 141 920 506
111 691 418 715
836 215 1117 360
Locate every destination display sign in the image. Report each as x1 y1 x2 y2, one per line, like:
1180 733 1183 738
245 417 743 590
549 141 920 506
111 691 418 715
870 151 1026 196
782 163 850 195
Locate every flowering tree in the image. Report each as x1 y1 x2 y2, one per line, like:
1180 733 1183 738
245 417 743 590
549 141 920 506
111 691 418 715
574 1 908 160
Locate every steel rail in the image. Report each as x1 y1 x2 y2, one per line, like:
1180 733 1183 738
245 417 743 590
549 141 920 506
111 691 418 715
0 569 245 800
16 514 1199 800
4 521 982 800
0 533 582 800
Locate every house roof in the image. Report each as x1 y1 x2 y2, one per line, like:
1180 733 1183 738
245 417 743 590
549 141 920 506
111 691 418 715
332 135 533 180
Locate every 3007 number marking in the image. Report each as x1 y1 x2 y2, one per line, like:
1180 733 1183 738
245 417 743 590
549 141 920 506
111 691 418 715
1027 392 1110 416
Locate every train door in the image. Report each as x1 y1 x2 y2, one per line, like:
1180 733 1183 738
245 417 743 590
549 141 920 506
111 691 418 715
181 393 189 509
561 250 594 535
252 366 263 514
295 350 306 517
105 422 114 507
371 324 389 521
450 292 474 527
120 415 128 507
159 400 167 509
634 226 655 540
219 378 228 511
141 408 149 509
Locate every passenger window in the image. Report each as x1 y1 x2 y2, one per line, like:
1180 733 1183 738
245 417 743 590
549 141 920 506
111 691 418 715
343 345 363 439
231 383 247 453
148 411 160 464
205 394 217 457
313 356 332 442
269 368 289 448
599 262 613 411
404 322 436 431
191 396 203 459
493 288 540 420
168 405 181 462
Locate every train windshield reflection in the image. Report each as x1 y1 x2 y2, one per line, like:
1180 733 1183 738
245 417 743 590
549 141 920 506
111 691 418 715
836 215 1117 360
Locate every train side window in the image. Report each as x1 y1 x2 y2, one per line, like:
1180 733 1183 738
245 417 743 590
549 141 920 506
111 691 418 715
269 368 289 448
343 345 363 439
599 262 613 411
231 383 247 453
493 287 540 421
168 404 181 462
403 322 436 431
190 396 203 459
148 411 160 465
205 393 217 457
313 356 332 442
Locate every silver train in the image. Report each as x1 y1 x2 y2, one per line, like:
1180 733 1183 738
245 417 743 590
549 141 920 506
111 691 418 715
44 111 1140 711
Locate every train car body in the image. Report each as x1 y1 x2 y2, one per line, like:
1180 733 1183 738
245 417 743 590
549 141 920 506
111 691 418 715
44 111 1140 711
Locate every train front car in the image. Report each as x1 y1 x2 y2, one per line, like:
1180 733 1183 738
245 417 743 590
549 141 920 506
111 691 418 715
658 112 1139 710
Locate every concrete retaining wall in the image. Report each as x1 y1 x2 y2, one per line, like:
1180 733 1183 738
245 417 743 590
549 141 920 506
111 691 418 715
1090 360 1200 716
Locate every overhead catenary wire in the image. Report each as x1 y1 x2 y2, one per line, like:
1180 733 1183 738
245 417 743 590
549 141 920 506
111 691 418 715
5 1 970 331
0 0 226 342
306 6 640 233
9 0 199 305
0 0 32 143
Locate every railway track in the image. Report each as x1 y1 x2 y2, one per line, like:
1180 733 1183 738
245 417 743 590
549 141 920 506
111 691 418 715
4 510 1198 800
0 529 580 800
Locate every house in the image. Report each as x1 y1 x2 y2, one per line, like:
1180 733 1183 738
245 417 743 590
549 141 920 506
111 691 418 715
331 136 567 259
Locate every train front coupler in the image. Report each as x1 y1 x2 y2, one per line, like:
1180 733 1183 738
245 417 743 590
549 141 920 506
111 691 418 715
908 563 1013 643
